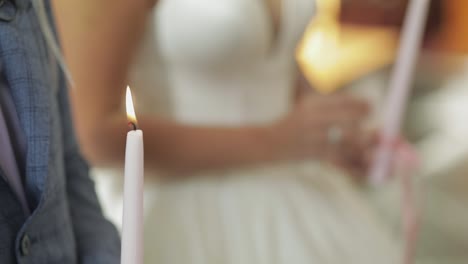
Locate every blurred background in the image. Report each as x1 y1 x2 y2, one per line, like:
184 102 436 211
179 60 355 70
63 0 468 263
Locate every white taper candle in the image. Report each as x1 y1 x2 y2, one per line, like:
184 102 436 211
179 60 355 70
121 86 144 264
369 0 431 184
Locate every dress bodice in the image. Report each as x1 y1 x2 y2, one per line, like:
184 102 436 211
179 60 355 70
154 0 315 125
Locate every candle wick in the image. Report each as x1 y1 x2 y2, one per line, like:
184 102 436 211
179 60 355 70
128 122 137 131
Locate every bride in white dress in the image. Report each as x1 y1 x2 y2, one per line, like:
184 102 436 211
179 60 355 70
144 0 397 263
55 0 398 263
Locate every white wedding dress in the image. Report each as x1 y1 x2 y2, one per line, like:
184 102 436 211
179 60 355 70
95 0 398 263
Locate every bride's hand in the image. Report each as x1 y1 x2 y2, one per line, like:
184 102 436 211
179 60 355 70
270 94 372 175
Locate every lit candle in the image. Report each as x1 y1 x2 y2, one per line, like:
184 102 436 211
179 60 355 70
121 86 144 264
369 0 431 184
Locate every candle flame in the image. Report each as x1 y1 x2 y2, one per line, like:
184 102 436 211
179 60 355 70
126 86 137 125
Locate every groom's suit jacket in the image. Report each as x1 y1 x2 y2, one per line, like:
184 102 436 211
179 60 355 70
0 0 120 263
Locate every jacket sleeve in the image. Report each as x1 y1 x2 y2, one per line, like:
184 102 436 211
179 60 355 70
58 80 121 264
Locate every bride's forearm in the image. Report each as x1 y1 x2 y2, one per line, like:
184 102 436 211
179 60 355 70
81 114 282 175
143 117 281 173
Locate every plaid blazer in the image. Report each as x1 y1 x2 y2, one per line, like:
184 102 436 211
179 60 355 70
0 0 120 263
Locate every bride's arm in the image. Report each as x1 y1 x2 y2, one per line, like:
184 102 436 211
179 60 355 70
52 0 288 174
53 0 369 176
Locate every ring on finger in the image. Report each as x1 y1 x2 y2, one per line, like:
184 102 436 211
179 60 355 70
327 125 344 146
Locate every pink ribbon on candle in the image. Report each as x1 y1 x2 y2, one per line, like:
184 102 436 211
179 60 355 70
376 133 421 264
367 0 430 262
